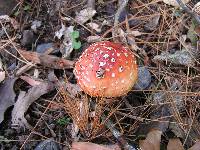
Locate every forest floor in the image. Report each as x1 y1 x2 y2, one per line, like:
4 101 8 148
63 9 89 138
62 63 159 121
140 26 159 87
0 0 199 150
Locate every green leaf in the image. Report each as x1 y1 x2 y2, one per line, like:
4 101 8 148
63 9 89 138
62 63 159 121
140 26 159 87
57 117 70 126
14 11 20 17
71 31 80 39
24 5 31 11
72 40 81 50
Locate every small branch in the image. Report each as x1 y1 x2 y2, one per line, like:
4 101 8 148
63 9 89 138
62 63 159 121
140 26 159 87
176 0 200 25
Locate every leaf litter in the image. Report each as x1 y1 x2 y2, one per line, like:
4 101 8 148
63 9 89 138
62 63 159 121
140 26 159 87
0 0 200 149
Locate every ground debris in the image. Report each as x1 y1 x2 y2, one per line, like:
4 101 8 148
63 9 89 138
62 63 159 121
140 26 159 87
11 81 54 129
162 0 190 7
0 78 17 123
72 142 121 150
153 49 196 66
75 7 96 24
18 49 74 69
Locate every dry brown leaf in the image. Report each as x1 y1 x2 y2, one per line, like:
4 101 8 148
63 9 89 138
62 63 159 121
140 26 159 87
11 81 54 129
163 0 190 7
18 49 74 69
71 142 121 150
139 129 162 150
188 141 200 150
167 138 184 150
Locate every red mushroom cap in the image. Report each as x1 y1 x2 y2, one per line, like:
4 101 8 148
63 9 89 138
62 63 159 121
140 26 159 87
74 41 138 97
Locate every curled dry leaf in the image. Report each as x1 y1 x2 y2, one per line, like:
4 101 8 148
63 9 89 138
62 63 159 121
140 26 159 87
167 138 184 150
75 8 96 24
11 81 54 129
163 0 190 7
18 49 74 69
71 142 121 150
139 129 162 150
0 78 17 123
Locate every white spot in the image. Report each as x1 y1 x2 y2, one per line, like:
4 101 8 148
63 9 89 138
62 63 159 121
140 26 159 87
134 60 137 64
130 72 133 78
92 86 96 88
111 58 115 62
85 71 89 75
118 66 124 72
100 50 104 54
117 53 120 56
95 48 100 51
124 53 128 57
121 80 125 83
81 66 85 70
125 61 128 64
99 62 106 67
111 73 115 77
103 54 109 59
112 53 115 56
100 43 106 46
89 64 93 68
86 78 91 82
105 68 110 71
106 47 112 50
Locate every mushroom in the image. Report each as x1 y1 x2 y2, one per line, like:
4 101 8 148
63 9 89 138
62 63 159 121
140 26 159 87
74 41 138 97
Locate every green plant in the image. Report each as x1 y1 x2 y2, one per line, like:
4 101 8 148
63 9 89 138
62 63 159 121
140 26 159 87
70 31 81 50
57 117 70 126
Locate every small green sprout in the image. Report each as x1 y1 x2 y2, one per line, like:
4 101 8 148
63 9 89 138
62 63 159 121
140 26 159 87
57 117 70 126
70 30 81 50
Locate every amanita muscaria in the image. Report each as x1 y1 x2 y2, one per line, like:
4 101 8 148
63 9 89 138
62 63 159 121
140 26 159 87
74 41 138 97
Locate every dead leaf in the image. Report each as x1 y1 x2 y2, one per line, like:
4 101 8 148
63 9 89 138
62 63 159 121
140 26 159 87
167 138 184 150
87 35 102 43
71 142 121 150
188 140 200 150
18 49 74 69
75 8 96 24
153 50 196 66
11 81 54 129
163 0 190 7
0 78 17 123
87 22 101 32
20 76 42 86
144 15 160 31
139 129 162 150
